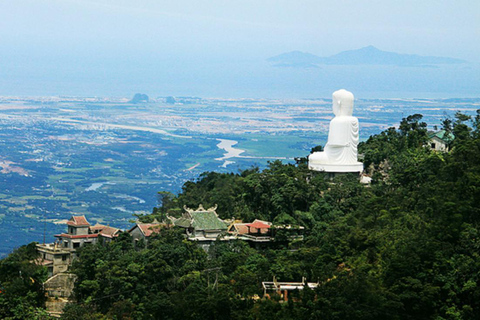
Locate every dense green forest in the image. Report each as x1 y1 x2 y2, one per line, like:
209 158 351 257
1 112 480 319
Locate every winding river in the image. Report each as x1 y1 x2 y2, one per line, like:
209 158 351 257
215 139 245 168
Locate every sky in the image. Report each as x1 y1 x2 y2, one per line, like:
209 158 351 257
0 0 479 98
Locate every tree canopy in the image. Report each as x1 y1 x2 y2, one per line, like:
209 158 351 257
2 112 480 319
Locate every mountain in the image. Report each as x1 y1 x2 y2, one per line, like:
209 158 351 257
268 46 467 68
130 93 149 103
267 51 322 68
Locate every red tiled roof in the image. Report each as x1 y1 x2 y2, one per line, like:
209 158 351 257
67 216 90 227
55 233 98 239
128 223 162 237
246 221 271 229
231 223 249 235
89 224 104 231
139 224 162 237
90 224 120 237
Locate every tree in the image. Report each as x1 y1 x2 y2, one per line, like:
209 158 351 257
0 243 48 319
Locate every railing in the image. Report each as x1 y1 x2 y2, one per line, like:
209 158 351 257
36 243 73 253
238 234 272 241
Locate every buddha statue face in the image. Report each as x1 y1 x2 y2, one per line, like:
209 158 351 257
332 89 354 116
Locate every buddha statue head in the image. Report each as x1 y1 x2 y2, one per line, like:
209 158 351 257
332 89 354 117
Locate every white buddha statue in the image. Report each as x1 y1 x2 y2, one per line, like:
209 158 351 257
308 89 364 172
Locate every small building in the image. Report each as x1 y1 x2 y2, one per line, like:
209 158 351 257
55 216 97 249
228 219 305 243
37 215 121 277
90 223 122 244
128 221 163 245
55 216 121 249
35 243 73 277
262 277 319 302
427 130 454 152
228 219 272 242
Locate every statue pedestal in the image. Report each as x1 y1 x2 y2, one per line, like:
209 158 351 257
308 161 363 173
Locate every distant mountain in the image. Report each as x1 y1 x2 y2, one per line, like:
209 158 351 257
130 93 149 103
267 51 322 68
268 46 467 68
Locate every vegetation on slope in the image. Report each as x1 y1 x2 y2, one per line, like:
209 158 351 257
2 111 480 319
0 243 49 319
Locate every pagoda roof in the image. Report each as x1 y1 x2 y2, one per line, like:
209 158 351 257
172 217 191 228
66 216 90 227
246 220 271 229
191 211 228 231
170 204 228 231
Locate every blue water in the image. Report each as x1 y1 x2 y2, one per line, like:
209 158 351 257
0 59 479 99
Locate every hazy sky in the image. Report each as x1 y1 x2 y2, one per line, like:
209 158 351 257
0 0 479 97
2 0 478 59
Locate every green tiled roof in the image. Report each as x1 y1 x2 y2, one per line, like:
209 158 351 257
191 211 228 231
428 130 454 143
173 217 191 228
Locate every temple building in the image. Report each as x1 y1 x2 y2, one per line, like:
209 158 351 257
168 205 228 249
36 215 121 277
55 215 121 249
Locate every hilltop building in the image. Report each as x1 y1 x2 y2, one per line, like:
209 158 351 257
36 210 304 276
427 130 454 152
262 276 319 302
36 215 121 277
228 219 305 243
228 219 272 242
166 204 305 249
128 220 164 245
54 216 121 249
35 243 73 277
168 204 228 249
35 210 305 315
168 204 228 239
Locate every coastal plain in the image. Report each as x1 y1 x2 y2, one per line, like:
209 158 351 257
0 96 478 256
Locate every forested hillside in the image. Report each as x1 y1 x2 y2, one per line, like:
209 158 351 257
1 112 480 319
